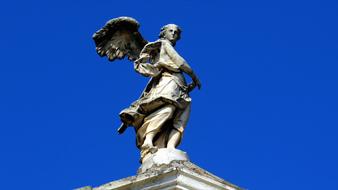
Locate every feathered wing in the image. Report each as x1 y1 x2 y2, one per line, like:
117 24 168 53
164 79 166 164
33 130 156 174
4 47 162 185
93 17 147 62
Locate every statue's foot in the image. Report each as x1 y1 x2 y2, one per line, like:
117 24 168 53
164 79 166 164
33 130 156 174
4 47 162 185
141 143 158 154
141 143 154 150
149 146 158 154
140 144 158 163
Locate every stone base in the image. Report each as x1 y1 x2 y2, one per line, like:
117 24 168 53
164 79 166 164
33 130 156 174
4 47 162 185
77 149 242 190
139 148 189 173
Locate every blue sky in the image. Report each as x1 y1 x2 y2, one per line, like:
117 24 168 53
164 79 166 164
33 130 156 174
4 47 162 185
0 0 337 189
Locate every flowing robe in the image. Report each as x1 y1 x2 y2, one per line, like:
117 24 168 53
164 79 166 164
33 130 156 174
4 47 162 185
119 39 191 149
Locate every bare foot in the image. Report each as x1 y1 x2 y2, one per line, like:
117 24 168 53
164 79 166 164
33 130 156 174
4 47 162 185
140 144 158 163
141 142 154 150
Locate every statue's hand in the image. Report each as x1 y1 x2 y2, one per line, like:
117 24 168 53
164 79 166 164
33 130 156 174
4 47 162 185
187 78 201 92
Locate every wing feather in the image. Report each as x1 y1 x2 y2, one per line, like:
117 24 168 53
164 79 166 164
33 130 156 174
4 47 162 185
93 17 147 62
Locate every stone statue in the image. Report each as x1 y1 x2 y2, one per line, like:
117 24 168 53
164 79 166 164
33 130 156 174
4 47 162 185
93 17 201 162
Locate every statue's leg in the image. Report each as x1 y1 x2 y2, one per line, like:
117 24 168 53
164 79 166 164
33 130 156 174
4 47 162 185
141 104 176 149
167 129 181 149
168 103 191 148
142 132 156 149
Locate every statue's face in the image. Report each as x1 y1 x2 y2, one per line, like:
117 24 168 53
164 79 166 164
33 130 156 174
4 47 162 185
163 25 180 43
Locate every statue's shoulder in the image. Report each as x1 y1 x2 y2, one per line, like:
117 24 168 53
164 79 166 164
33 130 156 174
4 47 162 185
146 39 171 46
141 40 163 54
145 39 165 47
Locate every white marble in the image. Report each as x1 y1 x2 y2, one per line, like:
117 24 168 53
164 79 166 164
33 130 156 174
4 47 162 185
76 149 242 190
139 148 189 173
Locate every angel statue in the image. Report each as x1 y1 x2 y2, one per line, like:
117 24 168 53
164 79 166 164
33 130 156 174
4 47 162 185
93 17 201 163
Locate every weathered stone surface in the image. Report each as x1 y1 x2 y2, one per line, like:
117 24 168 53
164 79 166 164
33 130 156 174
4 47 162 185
86 17 241 190
77 150 242 190
75 186 92 190
93 17 202 162
139 148 189 173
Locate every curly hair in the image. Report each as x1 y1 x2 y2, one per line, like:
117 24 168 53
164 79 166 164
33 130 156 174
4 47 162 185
159 24 182 41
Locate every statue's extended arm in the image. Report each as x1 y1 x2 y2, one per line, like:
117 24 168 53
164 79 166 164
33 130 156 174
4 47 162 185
179 63 201 91
163 41 201 91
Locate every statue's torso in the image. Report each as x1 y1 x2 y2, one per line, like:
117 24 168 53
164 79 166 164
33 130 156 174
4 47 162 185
136 40 191 112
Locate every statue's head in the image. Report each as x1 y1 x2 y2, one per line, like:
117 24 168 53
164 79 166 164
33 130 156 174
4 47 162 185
159 24 182 45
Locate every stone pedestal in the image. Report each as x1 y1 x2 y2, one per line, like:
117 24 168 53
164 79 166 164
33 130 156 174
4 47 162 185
77 149 242 190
